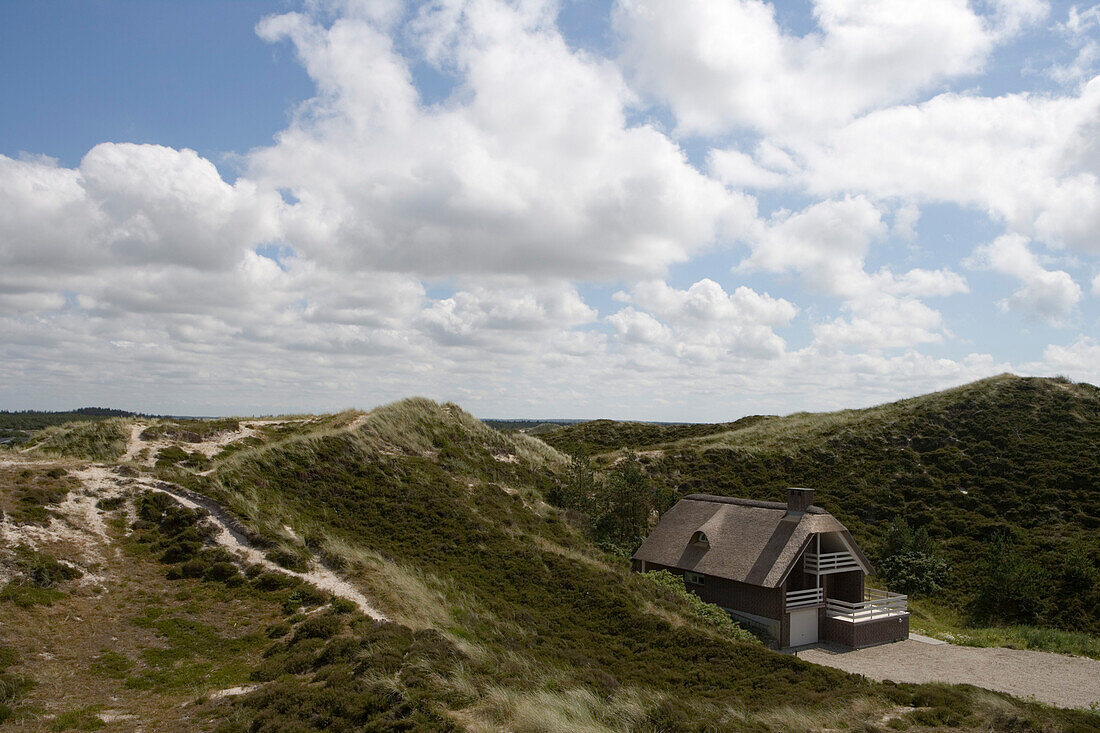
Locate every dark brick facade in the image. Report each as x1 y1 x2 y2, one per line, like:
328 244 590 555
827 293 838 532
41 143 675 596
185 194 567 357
637 561 784 621
634 559 906 650
823 614 909 647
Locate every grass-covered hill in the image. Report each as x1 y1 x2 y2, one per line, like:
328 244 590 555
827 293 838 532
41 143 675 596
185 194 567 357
538 416 772 456
553 375 1100 636
3 395 1098 730
0 408 137 444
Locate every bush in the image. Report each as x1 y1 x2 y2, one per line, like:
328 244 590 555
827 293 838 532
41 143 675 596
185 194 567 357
878 518 949 595
292 614 342 642
265 548 310 572
252 572 297 592
265 623 291 639
95 496 126 511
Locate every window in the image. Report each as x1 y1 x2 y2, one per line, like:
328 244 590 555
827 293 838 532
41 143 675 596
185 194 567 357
684 572 705 585
690 531 710 548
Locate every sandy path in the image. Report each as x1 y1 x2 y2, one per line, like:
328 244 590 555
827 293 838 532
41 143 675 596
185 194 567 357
1 455 387 622
798 639 1100 709
150 482 386 620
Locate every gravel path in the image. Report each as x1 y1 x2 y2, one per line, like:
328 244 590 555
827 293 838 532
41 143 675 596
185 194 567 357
797 639 1100 709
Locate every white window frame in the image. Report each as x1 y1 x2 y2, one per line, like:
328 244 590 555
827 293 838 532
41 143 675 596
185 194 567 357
684 571 705 585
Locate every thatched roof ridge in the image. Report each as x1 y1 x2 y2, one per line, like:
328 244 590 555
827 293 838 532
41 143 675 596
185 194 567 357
683 493 829 514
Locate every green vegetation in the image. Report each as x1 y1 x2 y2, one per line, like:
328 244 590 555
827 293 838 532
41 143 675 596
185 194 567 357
1 466 75 525
49 705 106 731
642 570 758 643
0 407 134 430
184 396 1095 730
910 598 1100 659
878 518 949 596
564 375 1100 635
539 415 771 456
0 407 135 445
548 452 676 552
0 645 34 723
21 418 130 461
0 545 83 608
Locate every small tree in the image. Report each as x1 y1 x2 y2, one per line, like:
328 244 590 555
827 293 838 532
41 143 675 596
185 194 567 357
593 454 650 548
548 451 597 514
878 517 948 596
969 531 1051 626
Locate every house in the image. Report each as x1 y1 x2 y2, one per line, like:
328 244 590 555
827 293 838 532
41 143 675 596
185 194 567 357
632 488 908 649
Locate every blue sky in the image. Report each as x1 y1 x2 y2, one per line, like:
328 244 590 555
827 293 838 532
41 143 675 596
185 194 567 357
1 0 1098 419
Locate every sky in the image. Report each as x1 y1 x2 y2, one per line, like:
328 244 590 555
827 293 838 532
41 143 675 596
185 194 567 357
1 0 1099 420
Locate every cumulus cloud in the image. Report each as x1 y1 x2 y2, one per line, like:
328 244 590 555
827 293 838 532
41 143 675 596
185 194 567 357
0 145 280 276
967 234 1083 324
609 278 797 361
3 0 1099 419
250 0 756 279
786 81 1100 253
614 0 1023 135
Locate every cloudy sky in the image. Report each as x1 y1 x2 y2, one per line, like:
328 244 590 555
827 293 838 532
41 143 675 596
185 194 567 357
2 0 1099 420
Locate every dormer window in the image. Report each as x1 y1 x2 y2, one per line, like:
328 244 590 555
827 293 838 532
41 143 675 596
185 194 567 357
690 530 710 548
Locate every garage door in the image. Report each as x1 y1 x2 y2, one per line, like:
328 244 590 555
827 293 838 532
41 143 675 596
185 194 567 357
790 608 819 646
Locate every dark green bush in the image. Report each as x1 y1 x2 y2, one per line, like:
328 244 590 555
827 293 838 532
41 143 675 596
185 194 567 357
265 548 310 572
265 623 291 639
202 562 241 583
252 571 297 592
95 496 126 511
293 614 342 642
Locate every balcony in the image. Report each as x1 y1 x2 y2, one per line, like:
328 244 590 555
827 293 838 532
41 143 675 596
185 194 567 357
785 587 823 609
804 550 861 575
825 588 907 623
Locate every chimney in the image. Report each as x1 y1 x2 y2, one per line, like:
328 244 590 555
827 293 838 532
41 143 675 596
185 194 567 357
786 488 814 515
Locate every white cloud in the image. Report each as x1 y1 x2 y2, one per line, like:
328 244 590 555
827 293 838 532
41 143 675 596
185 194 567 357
1092 271 1100 293
708 148 787 189
1030 335 1100 383
3 0 1097 420
614 0 1022 136
792 81 1100 253
608 278 797 361
419 282 596 350
0 145 280 275
967 234 1082 324
250 0 756 280
607 307 671 345
742 196 887 297
1048 4 1100 87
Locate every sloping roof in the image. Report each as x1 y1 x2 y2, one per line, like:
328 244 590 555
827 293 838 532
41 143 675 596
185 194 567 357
632 493 870 588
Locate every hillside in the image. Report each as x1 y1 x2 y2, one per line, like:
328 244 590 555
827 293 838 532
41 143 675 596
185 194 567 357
2 397 1097 730
552 375 1100 635
538 416 773 456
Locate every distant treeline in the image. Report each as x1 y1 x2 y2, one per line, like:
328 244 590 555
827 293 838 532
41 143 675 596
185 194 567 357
0 407 138 431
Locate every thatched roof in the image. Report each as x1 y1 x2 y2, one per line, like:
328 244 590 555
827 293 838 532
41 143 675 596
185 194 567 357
632 493 871 588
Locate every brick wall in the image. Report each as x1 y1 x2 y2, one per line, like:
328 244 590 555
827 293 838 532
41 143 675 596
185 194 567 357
639 563 783 620
826 571 864 603
823 615 909 648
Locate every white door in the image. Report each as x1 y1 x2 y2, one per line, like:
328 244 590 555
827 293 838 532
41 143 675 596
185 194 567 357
789 608 819 646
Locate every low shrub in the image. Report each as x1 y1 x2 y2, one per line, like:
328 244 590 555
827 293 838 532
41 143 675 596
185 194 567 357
292 614 342 642
265 548 310 572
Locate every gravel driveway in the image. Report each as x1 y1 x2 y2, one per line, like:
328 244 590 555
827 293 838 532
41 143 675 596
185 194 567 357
797 638 1100 709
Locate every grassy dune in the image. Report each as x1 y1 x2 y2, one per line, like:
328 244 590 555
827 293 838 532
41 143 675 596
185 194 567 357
548 374 1100 639
168 397 1096 730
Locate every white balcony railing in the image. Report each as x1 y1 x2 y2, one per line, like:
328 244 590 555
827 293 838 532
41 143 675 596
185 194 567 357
826 588 907 623
804 551 861 575
785 587 824 609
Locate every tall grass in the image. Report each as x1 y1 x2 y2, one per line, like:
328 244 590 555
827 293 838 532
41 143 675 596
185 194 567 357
23 418 129 461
